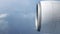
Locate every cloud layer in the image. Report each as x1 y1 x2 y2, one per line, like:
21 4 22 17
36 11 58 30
0 14 8 34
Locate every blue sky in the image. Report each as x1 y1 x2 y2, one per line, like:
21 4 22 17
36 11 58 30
0 0 41 34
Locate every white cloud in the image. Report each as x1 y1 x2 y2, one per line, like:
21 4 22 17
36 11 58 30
0 14 8 18
0 14 8 34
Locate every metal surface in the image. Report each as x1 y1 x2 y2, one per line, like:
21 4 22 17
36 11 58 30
36 1 60 34
35 3 41 31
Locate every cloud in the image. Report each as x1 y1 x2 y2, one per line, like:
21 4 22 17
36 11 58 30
0 14 8 18
0 14 8 34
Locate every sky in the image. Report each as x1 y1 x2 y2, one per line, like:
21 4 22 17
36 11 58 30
0 0 41 34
